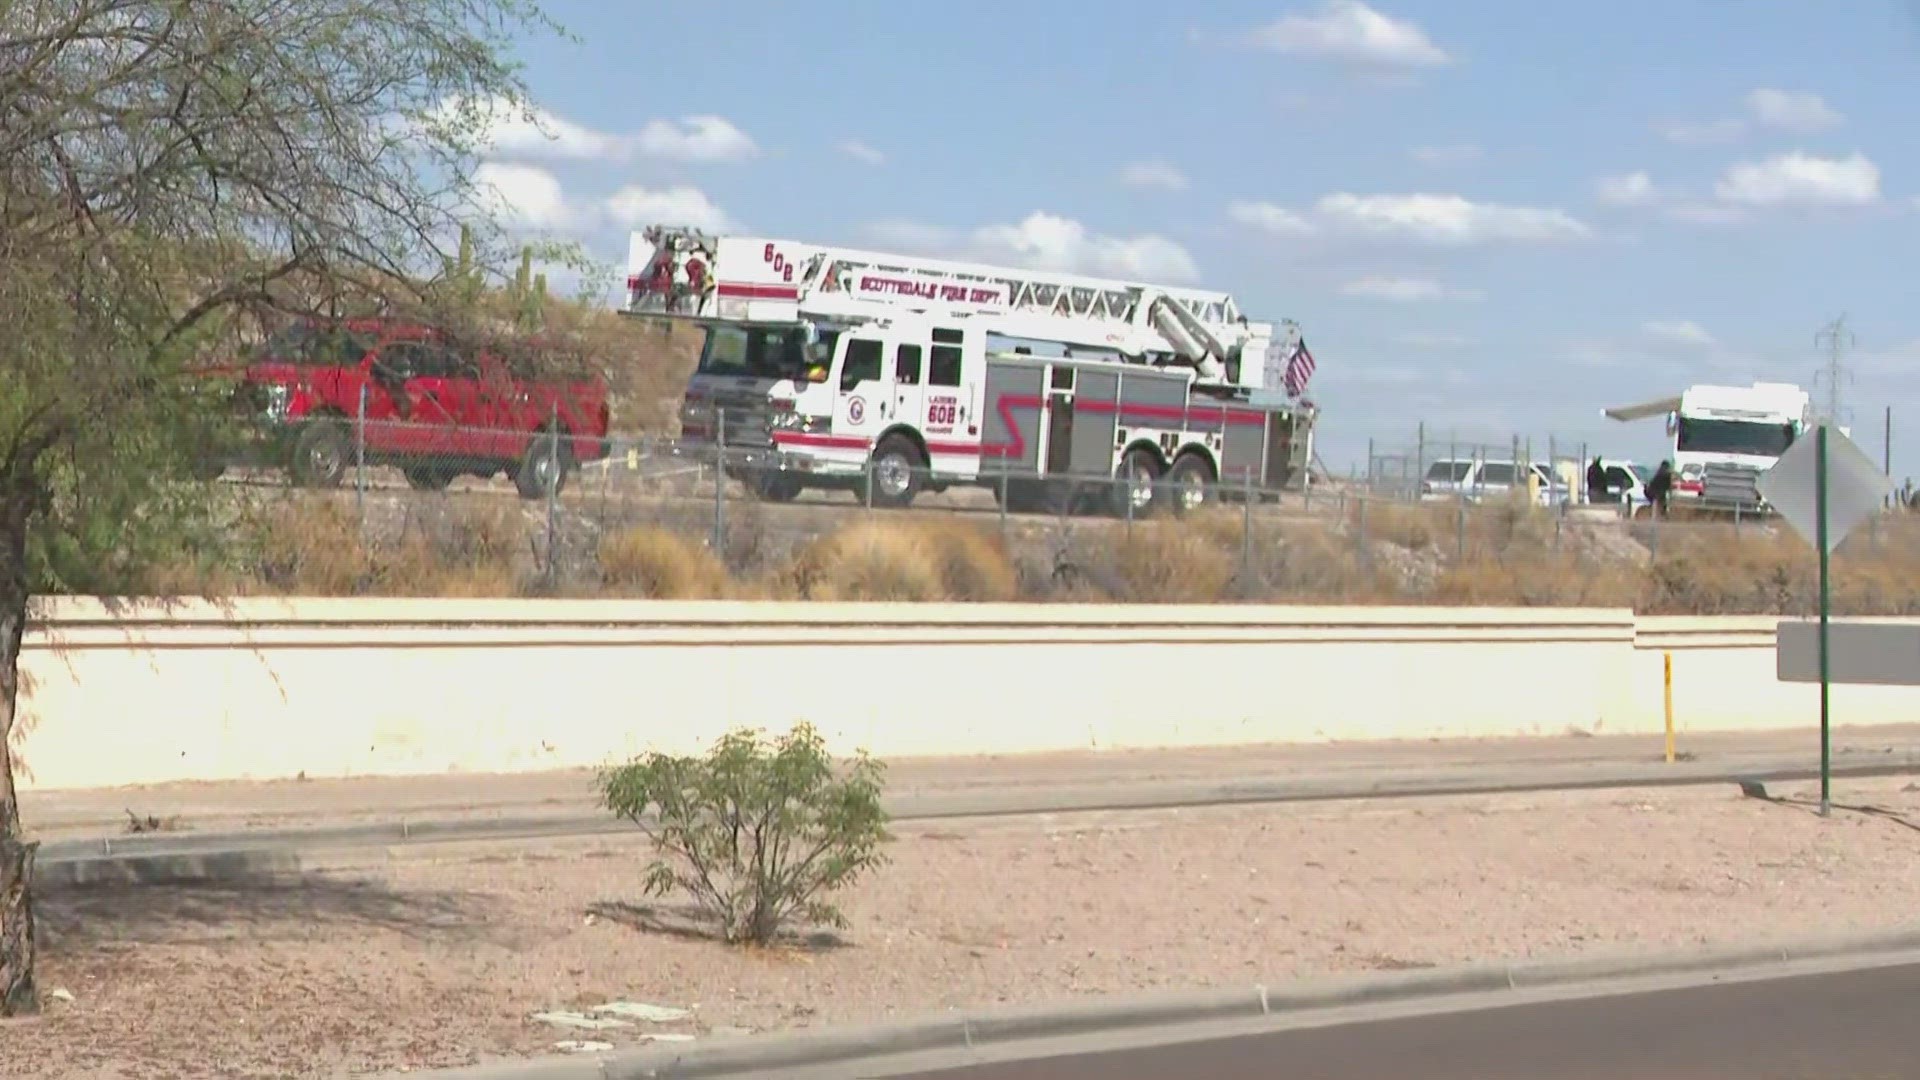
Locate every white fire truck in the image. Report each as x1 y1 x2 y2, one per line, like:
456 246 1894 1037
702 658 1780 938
622 225 1319 514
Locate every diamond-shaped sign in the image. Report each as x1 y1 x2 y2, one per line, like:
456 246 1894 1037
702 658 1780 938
1756 423 1891 554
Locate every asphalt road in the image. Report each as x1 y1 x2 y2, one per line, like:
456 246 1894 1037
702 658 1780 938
899 962 1920 1080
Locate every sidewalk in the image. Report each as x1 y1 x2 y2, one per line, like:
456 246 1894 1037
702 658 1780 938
24 723 1920 844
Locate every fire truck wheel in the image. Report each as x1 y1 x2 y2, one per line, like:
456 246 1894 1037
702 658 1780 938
1166 453 1216 515
1110 447 1164 518
289 418 350 488
866 434 923 508
749 470 804 502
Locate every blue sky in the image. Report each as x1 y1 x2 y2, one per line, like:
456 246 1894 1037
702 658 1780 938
473 0 1920 479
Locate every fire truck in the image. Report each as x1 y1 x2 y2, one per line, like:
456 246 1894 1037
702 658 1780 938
622 225 1320 515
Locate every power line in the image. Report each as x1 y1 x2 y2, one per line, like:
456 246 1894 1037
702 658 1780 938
1814 315 1856 427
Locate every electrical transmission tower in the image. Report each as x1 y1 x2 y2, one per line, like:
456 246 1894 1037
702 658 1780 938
1813 315 1856 427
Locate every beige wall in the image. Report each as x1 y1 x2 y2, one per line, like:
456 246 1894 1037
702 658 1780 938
9 597 1909 792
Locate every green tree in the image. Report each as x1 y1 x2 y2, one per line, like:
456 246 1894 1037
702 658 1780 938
0 0 564 1015
598 724 893 946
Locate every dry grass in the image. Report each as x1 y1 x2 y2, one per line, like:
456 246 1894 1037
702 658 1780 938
135 492 1920 614
597 526 731 599
780 519 1018 601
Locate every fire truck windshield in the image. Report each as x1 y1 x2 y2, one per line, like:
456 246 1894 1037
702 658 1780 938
697 325 817 380
1675 416 1796 458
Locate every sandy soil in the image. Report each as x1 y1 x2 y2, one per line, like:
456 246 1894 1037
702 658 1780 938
8 778 1920 1079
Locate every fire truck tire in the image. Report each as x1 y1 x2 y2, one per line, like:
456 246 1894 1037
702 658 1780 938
748 470 804 502
289 418 350 488
515 427 573 500
1166 453 1216 516
866 434 923 508
1109 447 1164 518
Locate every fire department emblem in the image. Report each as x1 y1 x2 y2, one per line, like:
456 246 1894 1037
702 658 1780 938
847 397 865 423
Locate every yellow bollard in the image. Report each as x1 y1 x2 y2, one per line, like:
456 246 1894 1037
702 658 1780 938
1663 651 1675 763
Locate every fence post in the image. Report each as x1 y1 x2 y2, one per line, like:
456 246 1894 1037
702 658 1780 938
712 408 727 555
1456 496 1467 561
1415 421 1426 499
998 470 1009 534
1356 493 1369 565
354 382 368 520
1124 457 1135 532
545 400 559 587
1241 464 1254 574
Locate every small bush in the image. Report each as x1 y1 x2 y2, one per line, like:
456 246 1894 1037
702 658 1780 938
599 526 731 598
597 723 892 945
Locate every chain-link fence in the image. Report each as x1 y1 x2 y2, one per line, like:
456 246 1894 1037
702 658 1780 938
168 405 1920 614
1359 425 1607 506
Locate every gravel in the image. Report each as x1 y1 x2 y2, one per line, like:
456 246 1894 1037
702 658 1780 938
8 778 1920 1079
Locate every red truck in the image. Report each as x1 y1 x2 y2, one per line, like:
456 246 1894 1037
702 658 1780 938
215 317 611 498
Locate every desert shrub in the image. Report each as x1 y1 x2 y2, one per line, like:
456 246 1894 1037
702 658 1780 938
782 519 1017 601
599 526 730 598
597 722 891 945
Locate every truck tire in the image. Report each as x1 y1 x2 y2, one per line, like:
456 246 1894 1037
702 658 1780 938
1109 446 1163 518
1166 453 1215 516
515 427 572 500
290 418 350 488
865 434 922 509
748 470 804 503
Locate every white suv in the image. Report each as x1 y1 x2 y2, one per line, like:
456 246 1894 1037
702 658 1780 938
1420 458 1562 506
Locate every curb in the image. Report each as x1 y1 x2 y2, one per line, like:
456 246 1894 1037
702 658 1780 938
34 752 1920 875
391 923 1920 1080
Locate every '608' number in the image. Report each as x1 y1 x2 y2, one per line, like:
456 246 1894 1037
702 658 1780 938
761 243 796 282
927 400 958 426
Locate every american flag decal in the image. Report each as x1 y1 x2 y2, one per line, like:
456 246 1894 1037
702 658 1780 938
1283 338 1317 398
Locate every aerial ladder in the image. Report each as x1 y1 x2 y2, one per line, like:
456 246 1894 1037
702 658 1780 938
625 225 1309 403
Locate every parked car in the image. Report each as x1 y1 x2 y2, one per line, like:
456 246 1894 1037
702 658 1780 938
1420 458 1561 507
209 317 611 498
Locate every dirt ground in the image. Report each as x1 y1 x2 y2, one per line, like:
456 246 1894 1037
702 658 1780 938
9 778 1920 1080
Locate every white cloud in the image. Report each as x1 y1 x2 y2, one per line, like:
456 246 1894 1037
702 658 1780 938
1198 1 1449 67
1714 151 1880 206
1120 160 1190 191
1643 320 1715 347
1342 274 1443 301
969 212 1199 282
603 185 735 232
1653 89 1845 147
839 140 886 166
1746 89 1843 133
1312 192 1589 244
864 213 1201 284
1229 193 1586 245
1596 171 1662 206
1653 118 1747 145
472 162 580 229
1409 145 1482 167
443 95 622 161
1228 200 1314 234
636 116 759 164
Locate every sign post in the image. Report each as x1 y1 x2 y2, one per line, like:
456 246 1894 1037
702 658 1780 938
1756 421 1892 817
1815 426 1830 815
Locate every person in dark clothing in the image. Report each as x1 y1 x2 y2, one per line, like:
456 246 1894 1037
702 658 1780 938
1646 460 1674 518
1586 456 1608 504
